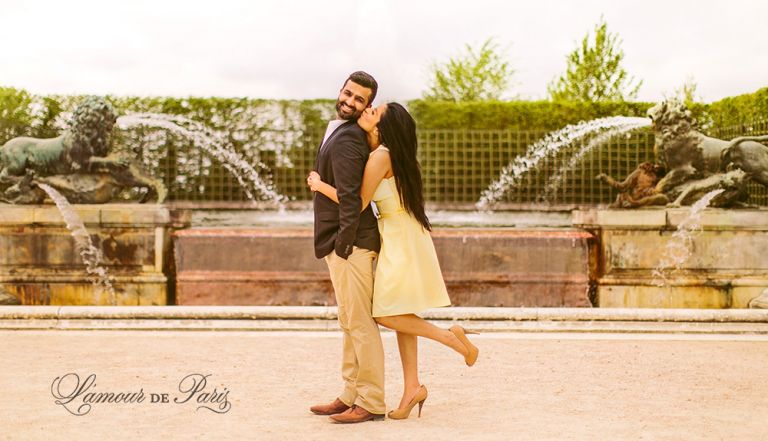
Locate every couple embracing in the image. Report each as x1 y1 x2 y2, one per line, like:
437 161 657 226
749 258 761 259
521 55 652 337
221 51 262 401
308 71 479 424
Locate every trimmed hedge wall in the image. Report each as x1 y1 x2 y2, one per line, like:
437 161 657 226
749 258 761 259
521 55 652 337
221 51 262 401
708 87 768 128
5 85 760 142
407 99 716 131
408 99 654 130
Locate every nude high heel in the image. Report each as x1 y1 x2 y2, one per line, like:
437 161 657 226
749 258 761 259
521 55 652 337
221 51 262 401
450 325 479 366
387 385 428 420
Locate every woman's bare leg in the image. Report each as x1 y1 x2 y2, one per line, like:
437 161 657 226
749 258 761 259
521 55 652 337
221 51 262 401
376 314 467 357
395 331 421 409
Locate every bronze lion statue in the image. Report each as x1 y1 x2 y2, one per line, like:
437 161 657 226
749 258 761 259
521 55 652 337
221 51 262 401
596 100 768 208
0 96 165 204
648 99 768 194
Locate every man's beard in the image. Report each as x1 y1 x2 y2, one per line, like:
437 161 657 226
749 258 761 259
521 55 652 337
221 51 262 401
336 100 362 120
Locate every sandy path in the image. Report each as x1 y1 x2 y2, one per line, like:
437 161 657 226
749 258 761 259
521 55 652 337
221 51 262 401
1 330 767 440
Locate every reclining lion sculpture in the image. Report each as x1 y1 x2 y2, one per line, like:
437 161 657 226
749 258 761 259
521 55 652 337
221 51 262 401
647 99 768 195
0 96 165 204
597 99 768 208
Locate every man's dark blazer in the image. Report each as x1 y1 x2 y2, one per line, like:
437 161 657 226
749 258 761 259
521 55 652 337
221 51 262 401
313 120 380 260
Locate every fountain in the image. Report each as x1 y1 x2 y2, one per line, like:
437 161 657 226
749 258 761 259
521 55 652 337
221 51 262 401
650 189 724 288
0 96 165 204
477 116 650 209
474 99 768 309
1 95 766 309
570 100 768 308
589 100 768 208
0 97 171 305
573 202 768 308
0 97 295 305
116 113 286 207
0 199 170 305
37 183 117 305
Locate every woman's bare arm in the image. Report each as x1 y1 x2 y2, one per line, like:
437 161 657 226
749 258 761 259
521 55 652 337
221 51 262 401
308 149 391 211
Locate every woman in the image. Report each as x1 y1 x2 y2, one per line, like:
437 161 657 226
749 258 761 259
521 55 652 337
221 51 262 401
307 102 479 420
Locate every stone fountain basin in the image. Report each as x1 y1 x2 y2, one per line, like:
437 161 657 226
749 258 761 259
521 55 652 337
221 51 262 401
0 205 593 307
574 208 768 308
0 205 168 305
172 225 593 307
173 208 591 307
3 205 767 308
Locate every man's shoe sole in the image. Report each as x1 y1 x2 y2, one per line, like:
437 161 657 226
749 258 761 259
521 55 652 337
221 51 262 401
328 414 385 424
310 409 348 416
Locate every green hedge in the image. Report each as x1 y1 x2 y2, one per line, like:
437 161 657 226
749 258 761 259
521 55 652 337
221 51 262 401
0 88 30 142
707 87 768 128
407 99 657 130
1 86 739 142
406 99 719 131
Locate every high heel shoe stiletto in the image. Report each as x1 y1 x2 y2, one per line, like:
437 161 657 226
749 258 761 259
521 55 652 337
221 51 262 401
388 385 428 420
450 325 479 366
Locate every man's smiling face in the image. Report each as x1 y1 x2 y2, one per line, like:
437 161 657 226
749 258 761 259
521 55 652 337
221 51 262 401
335 80 372 120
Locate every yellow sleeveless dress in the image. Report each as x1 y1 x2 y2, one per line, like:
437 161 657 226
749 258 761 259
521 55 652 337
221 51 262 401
370 148 451 317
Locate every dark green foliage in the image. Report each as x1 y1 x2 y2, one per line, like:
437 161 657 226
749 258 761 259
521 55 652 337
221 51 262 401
0 87 34 141
548 18 642 102
407 99 654 130
423 38 514 102
707 87 768 128
34 97 66 139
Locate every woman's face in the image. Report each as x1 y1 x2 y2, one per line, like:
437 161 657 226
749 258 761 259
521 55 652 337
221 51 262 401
358 104 387 132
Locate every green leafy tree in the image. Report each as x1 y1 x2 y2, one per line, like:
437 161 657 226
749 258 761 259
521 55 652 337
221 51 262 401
423 38 514 102
32 96 66 138
671 75 699 105
0 87 34 142
548 18 642 102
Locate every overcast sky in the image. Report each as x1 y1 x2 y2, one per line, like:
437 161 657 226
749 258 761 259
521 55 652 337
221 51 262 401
2 0 766 103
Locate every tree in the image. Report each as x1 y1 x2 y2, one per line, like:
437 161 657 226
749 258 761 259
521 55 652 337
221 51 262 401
423 38 514 102
548 18 642 102
0 87 34 142
671 75 699 105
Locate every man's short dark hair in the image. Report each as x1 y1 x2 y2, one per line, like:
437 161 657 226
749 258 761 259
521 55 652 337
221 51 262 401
344 71 378 106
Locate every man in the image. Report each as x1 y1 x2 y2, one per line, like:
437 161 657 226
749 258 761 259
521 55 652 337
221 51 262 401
309 71 385 423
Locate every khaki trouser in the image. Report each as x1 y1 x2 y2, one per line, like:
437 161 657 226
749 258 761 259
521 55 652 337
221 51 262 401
325 247 385 414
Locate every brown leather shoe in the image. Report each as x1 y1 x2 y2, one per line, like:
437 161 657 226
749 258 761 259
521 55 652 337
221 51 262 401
310 398 350 415
329 405 385 424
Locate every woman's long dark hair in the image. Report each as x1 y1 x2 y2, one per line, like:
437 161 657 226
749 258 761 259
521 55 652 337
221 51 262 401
378 102 431 231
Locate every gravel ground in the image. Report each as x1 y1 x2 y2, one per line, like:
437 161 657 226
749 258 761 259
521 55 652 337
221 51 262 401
1 330 767 441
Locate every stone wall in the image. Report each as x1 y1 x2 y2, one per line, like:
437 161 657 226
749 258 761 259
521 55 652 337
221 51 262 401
574 208 768 308
0 205 171 305
173 227 593 307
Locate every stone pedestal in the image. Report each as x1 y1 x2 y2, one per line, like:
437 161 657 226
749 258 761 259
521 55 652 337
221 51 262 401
173 227 593 307
0 205 171 305
574 208 768 308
